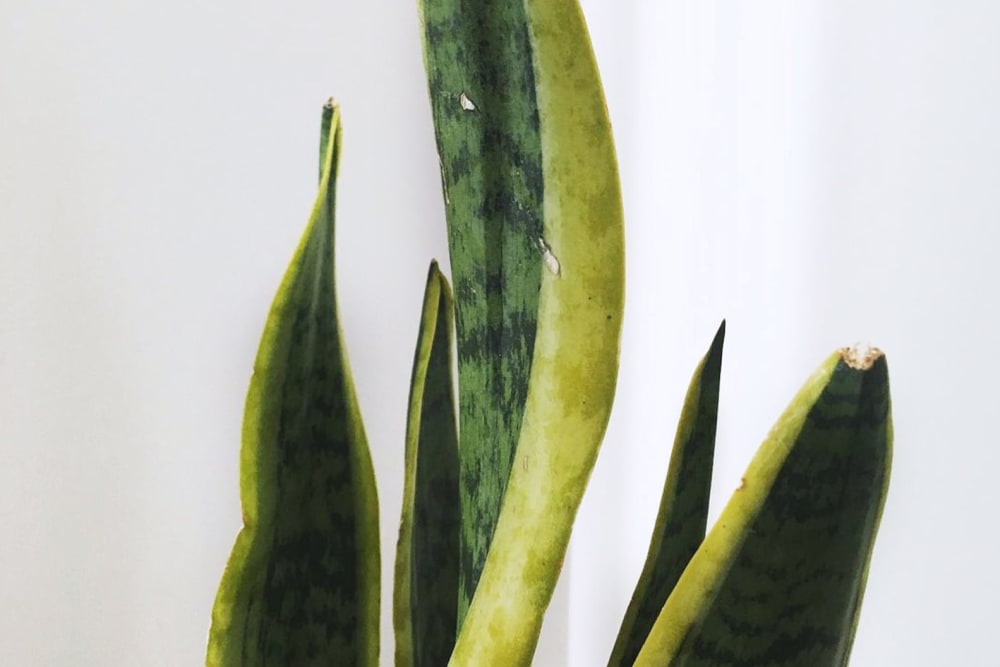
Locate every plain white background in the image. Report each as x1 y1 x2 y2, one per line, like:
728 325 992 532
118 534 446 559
2 1 998 665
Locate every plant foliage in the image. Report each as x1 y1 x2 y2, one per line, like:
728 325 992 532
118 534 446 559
207 3 891 666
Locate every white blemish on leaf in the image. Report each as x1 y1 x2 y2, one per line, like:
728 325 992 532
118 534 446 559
537 237 561 276
459 92 477 112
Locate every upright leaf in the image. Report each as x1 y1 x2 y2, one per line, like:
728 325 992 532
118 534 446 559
609 321 725 667
444 0 626 663
418 0 545 624
635 348 892 667
393 262 460 667
206 103 379 667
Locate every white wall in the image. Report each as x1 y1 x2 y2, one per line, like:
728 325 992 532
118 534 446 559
1 1 997 665
574 2 1000 665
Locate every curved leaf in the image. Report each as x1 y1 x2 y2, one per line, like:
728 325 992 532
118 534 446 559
443 0 626 663
206 103 379 667
635 348 892 666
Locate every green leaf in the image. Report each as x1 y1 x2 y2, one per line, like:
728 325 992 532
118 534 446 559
393 262 460 667
206 102 379 667
635 348 892 666
609 321 725 667
418 0 546 625
439 0 626 663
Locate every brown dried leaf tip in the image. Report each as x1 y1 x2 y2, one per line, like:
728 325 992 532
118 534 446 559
840 343 884 370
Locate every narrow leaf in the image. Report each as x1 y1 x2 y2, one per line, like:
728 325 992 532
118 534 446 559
419 0 546 625
393 262 460 667
206 102 380 667
635 348 892 666
609 321 725 667
446 0 626 663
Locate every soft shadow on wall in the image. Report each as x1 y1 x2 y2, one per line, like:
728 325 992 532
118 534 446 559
572 2 1000 667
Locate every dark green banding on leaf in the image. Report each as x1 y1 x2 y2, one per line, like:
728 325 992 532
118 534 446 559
635 351 892 667
418 0 545 626
394 262 460 667
609 321 725 667
448 0 626 663
207 103 379 667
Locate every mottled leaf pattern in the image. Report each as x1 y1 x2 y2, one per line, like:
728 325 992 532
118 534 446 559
206 103 379 667
419 0 546 626
635 351 891 667
445 0 626 664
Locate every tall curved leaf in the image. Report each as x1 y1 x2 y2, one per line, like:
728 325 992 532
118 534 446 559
206 103 379 667
434 0 627 663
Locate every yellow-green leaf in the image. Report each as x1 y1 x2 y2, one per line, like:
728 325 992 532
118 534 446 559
445 0 626 663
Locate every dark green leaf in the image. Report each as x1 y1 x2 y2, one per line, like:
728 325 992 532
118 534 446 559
393 262 460 667
206 102 379 667
609 321 725 667
636 349 892 666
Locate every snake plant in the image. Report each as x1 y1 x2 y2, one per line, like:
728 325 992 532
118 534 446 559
206 1 892 665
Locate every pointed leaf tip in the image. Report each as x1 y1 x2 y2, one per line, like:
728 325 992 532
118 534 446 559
608 323 724 667
207 105 379 667
635 349 891 667
395 262 459 667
